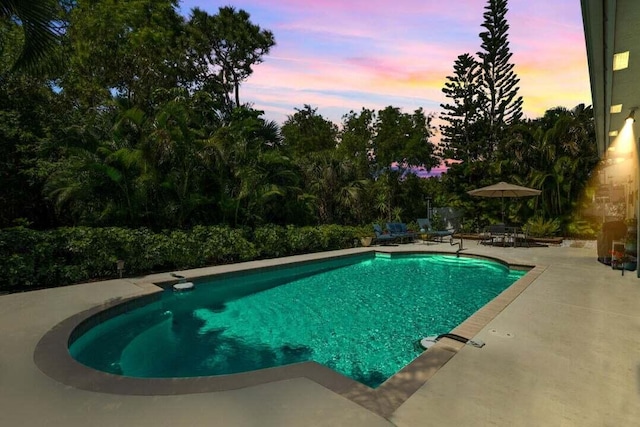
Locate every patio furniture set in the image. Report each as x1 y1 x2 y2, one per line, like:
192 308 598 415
372 218 454 245
477 223 530 247
369 181 541 248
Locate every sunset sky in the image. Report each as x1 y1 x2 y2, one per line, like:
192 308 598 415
179 0 591 129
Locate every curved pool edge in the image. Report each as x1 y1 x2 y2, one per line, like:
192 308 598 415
34 249 546 418
34 293 360 395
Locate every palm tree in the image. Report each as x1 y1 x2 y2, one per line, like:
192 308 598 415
507 105 597 221
207 107 306 226
1 0 61 71
299 153 366 225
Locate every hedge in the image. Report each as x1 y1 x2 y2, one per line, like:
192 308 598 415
0 225 362 292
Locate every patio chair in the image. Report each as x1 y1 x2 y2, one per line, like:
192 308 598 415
511 226 530 248
417 218 454 242
479 223 506 246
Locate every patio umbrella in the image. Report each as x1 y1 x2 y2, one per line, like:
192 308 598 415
467 181 541 223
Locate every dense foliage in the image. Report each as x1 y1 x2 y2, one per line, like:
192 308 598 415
0 224 362 292
1 1 443 230
1 0 63 72
438 0 599 233
0 0 602 290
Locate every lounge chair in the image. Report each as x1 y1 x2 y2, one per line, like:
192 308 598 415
417 218 454 242
373 224 397 245
385 222 417 243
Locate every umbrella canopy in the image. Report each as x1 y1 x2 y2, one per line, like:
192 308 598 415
467 181 541 222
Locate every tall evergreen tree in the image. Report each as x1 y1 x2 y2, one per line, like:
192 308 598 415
439 53 484 163
476 0 523 158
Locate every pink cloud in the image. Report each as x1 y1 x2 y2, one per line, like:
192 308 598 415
239 0 482 19
187 0 592 125
248 56 447 116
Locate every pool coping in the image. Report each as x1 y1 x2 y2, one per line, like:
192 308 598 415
34 248 544 418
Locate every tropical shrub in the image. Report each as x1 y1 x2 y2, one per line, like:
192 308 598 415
168 226 256 268
286 225 325 255
565 219 598 240
430 213 446 231
317 224 359 250
0 227 57 288
523 216 561 238
0 223 370 293
253 224 288 258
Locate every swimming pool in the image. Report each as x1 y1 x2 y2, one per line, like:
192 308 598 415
68 252 526 388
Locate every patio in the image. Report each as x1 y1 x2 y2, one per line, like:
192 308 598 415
1 241 639 426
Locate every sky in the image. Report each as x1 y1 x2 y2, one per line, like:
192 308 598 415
178 0 591 128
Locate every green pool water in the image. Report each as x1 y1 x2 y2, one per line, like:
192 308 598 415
70 253 526 388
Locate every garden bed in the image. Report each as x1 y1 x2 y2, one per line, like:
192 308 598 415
530 237 563 245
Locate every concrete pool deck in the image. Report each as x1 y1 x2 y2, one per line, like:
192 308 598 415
1 242 639 426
